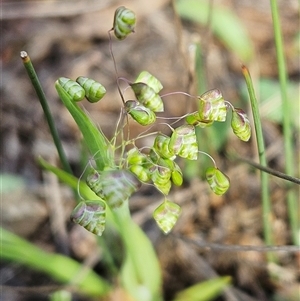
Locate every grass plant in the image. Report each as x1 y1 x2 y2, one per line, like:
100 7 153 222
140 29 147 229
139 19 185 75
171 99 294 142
2 2 299 301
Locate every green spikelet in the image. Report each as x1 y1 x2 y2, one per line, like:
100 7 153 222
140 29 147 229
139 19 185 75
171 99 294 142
206 167 230 195
153 135 176 160
135 71 163 94
186 111 214 128
99 169 141 208
169 125 198 160
86 168 103 198
171 161 183 186
129 165 151 182
70 200 106 236
231 108 251 141
150 162 172 195
113 6 136 40
125 100 156 126
126 147 147 165
130 82 164 112
153 200 181 234
198 89 227 122
76 76 106 103
86 167 141 208
127 147 152 182
58 77 85 102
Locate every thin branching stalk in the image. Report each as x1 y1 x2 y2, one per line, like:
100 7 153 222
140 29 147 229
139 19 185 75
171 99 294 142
228 155 300 185
178 235 300 253
20 51 73 175
269 0 299 246
242 65 274 260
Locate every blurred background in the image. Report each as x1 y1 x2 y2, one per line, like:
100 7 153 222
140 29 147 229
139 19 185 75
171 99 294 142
1 0 299 300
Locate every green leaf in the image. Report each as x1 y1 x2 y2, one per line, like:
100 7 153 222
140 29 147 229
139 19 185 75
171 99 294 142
38 157 94 199
175 0 254 62
113 203 163 301
55 81 114 171
1 227 110 297
174 276 231 301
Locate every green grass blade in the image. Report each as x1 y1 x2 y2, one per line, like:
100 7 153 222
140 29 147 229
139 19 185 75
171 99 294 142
175 0 254 62
269 0 299 246
55 81 114 171
20 51 72 175
112 203 163 301
174 276 231 301
38 157 93 199
242 66 274 260
1 227 110 297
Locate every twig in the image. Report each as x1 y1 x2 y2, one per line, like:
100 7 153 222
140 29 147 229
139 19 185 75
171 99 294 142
229 155 300 185
177 235 300 253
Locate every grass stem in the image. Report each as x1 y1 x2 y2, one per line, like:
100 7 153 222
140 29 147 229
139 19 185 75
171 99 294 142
269 0 299 245
242 65 274 260
20 51 73 175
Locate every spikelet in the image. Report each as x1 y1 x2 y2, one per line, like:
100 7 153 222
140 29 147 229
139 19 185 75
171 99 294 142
206 167 230 195
99 169 141 208
169 125 198 160
153 200 181 234
134 71 163 94
150 158 173 195
86 168 141 208
76 76 106 103
125 100 156 126
231 108 251 141
198 89 227 122
58 77 85 102
113 6 136 40
186 111 214 128
126 147 147 165
130 82 164 112
127 147 152 182
153 134 176 160
86 168 103 197
171 161 183 186
70 200 106 236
